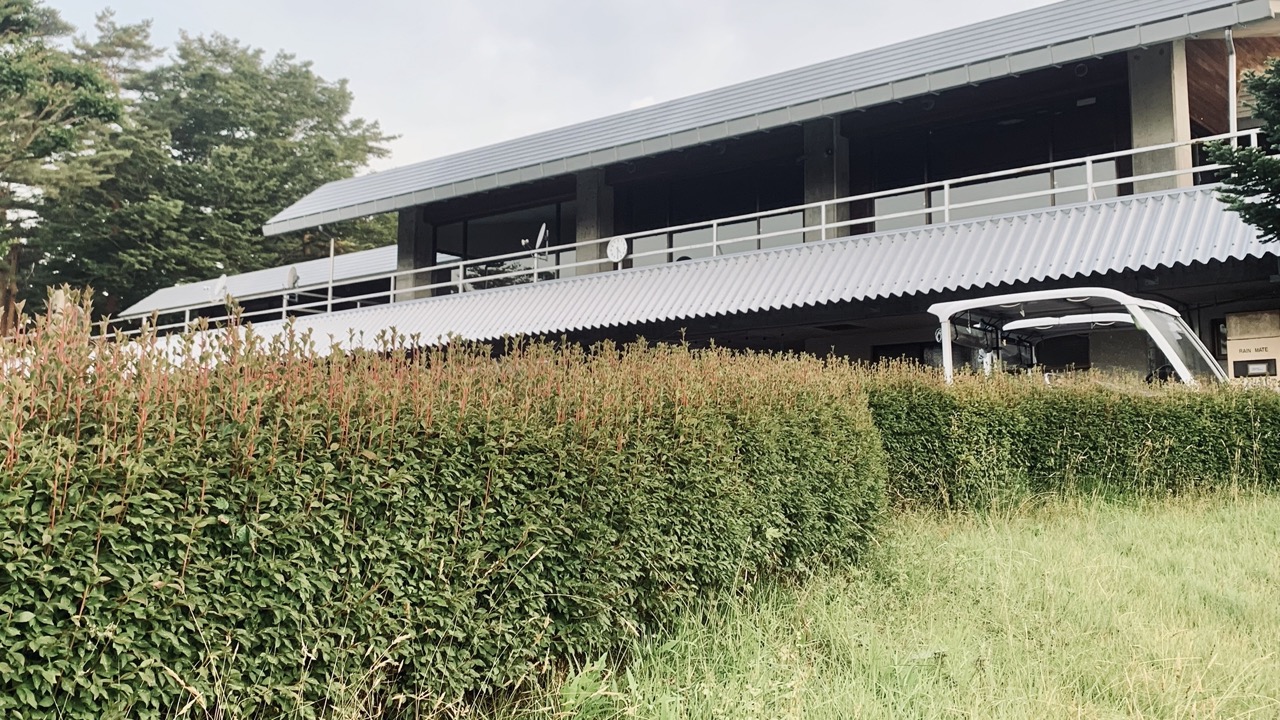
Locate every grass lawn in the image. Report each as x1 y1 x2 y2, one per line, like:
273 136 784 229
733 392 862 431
525 494 1280 719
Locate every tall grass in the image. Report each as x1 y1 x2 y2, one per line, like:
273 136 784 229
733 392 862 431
519 494 1280 719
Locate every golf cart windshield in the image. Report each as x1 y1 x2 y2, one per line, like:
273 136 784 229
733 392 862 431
1131 307 1225 386
928 288 1227 385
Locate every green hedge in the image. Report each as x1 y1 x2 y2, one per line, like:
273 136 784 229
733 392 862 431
0 314 886 718
866 368 1280 510
10 305 1280 717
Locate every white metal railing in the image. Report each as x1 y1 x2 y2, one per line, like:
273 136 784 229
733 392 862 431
113 128 1262 337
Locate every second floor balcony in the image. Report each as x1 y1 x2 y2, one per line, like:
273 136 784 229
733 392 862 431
118 128 1266 335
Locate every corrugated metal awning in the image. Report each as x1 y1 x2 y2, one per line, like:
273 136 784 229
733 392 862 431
120 245 399 318
263 0 1273 236
244 189 1273 351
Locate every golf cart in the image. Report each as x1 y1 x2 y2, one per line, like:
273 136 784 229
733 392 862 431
928 287 1227 385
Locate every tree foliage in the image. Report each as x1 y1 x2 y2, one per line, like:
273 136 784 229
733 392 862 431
23 11 394 317
0 0 120 178
0 0 121 327
1210 57 1280 242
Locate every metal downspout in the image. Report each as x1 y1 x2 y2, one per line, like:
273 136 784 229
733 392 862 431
1227 28 1238 145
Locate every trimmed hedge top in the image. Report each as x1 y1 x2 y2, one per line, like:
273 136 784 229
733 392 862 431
865 365 1280 509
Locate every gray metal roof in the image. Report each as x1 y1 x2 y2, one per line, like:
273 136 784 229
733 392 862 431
244 188 1271 350
263 0 1273 236
120 244 398 318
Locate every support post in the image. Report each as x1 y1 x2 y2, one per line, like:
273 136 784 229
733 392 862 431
395 207 436 302
803 118 850 242
939 319 955 384
575 169 614 275
1128 41 1193 192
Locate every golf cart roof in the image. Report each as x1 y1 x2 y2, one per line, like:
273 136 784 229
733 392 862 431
928 286 1226 385
928 287 1180 324
1002 312 1135 340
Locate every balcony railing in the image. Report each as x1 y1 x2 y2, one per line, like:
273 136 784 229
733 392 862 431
117 128 1262 337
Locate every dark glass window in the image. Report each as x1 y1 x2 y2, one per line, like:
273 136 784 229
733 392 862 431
615 164 804 257
431 200 586 286
631 232 669 267
437 221 464 257
555 200 580 277
1037 335 1091 371
867 86 1130 231
672 228 713 261
759 212 803 249
463 204 555 289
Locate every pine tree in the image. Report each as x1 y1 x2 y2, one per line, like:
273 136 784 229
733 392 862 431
1211 58 1280 243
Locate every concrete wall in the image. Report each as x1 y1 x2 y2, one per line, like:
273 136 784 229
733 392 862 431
1129 41 1193 193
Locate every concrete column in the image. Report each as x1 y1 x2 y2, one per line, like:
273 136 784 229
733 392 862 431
574 169 614 276
395 207 436 301
1129 41 1193 193
803 118 850 242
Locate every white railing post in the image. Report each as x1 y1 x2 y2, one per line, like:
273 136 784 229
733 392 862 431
712 222 720 255
820 203 828 242
942 183 951 223
1085 159 1096 202
327 236 335 313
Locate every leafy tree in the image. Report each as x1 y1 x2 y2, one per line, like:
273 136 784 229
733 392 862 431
26 24 393 317
0 0 121 329
1210 58 1280 242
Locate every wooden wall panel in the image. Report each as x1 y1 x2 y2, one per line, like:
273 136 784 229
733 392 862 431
1236 37 1280 119
1187 36 1280 135
1188 39 1229 134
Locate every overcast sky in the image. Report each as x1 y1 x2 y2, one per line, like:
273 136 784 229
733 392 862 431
55 0 1060 173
